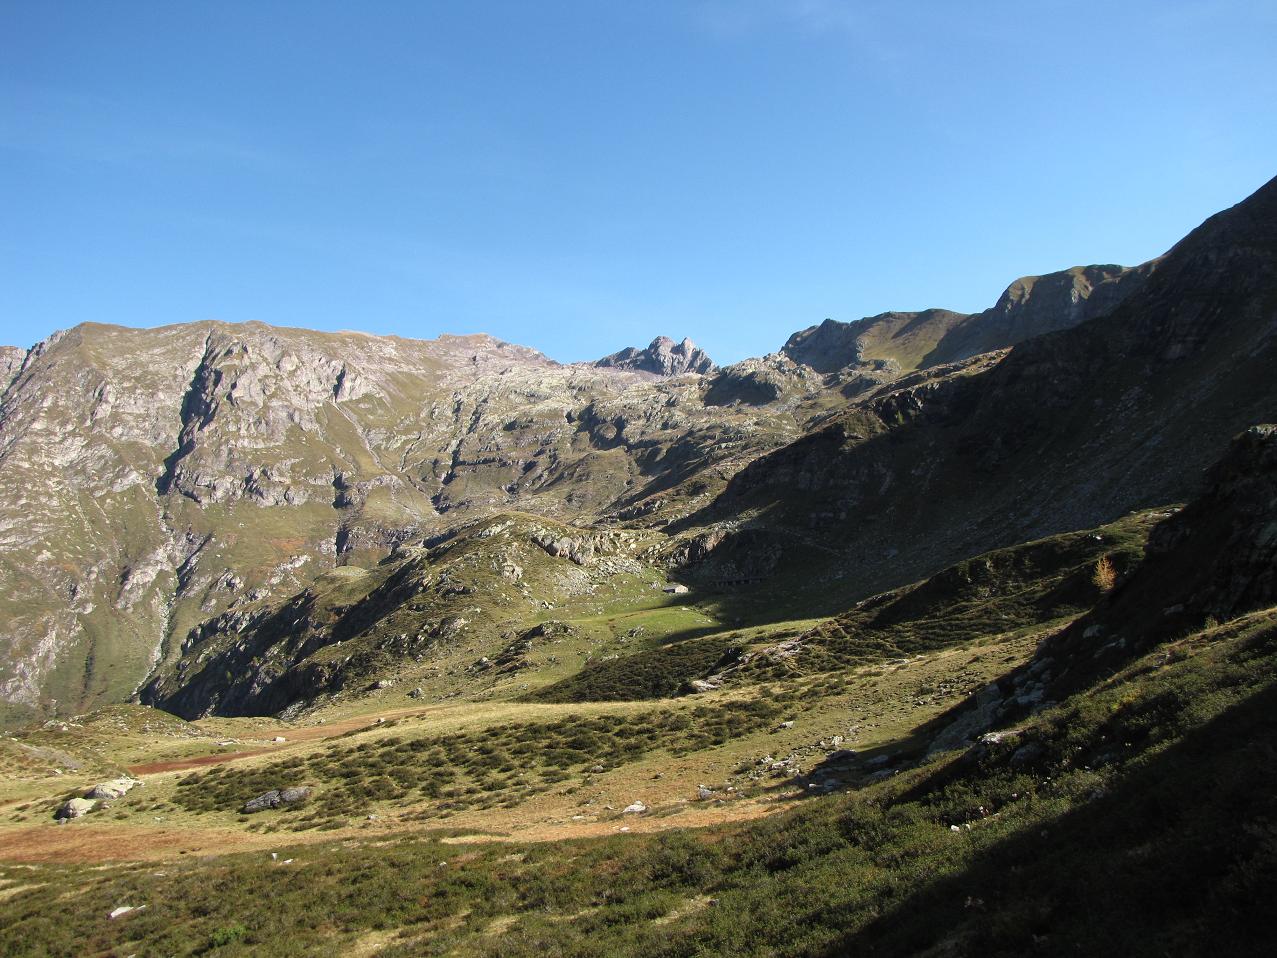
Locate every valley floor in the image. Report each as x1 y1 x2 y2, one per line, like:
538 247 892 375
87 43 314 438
1 605 1275 956
0 624 1040 863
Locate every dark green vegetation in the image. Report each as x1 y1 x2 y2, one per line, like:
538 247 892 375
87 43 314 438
764 513 1155 677
528 634 739 703
166 696 793 829
4 606 1275 957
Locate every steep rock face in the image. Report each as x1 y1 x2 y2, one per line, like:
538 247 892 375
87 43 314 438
918 262 1156 367
0 347 24 391
0 324 805 724
595 336 716 376
702 174 1277 605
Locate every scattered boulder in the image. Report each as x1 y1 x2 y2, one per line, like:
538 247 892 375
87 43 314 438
622 801 648 815
1010 741 1047 767
241 786 313 814
87 778 139 801
55 797 96 820
433 616 469 640
927 683 1008 755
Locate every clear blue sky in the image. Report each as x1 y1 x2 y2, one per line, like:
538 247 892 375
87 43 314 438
2 1 1274 364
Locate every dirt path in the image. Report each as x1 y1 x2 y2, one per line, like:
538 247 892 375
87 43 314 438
0 796 790 864
127 747 278 776
0 824 282 863
445 800 786 844
126 705 434 775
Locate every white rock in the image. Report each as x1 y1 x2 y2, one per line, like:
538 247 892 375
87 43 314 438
55 797 96 820
87 777 139 800
622 801 647 815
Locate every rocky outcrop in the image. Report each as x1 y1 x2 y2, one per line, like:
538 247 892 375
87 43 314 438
530 527 626 566
0 346 24 392
595 337 716 376
703 355 823 407
241 786 312 813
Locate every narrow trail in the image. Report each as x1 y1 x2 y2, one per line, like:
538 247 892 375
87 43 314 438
126 704 434 775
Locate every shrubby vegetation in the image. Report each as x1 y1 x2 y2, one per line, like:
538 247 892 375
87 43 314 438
740 517 1152 681
5 612 1275 957
527 634 738 703
168 695 793 829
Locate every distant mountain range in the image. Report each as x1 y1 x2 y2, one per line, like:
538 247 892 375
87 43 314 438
2 174 1274 727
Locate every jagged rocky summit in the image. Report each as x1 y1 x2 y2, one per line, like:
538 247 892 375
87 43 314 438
594 336 716 376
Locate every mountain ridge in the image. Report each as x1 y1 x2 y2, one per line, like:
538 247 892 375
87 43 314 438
1 176 1273 727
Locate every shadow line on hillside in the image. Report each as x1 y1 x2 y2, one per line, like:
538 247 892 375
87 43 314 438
812 678 1277 957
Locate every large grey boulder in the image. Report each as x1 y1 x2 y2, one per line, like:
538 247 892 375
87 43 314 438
87 777 140 800
55 797 96 820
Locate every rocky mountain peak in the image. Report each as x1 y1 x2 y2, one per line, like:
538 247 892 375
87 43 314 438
594 336 716 376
